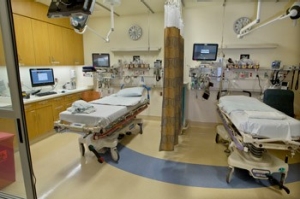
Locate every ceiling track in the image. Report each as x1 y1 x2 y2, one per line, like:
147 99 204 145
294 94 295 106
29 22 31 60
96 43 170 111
141 0 155 14
95 1 120 17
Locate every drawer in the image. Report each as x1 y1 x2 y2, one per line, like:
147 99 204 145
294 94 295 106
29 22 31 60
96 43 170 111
35 100 51 109
52 97 64 106
24 103 36 111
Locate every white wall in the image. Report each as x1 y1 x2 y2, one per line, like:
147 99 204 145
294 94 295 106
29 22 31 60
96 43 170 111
0 66 81 95
82 1 300 123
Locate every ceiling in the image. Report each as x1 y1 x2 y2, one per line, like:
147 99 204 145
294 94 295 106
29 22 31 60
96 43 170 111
36 0 285 18
36 0 228 18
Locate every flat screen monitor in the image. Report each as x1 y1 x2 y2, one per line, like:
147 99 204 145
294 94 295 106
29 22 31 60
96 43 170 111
92 53 110 69
29 68 55 87
192 43 218 61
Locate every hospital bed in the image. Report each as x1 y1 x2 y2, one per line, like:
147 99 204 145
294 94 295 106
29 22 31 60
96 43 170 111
216 94 300 193
54 86 149 163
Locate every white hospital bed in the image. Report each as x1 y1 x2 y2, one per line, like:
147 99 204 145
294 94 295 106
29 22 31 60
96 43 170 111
54 87 149 163
217 95 300 193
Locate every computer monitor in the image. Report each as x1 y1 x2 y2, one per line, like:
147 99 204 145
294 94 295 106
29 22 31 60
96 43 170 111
29 68 55 87
192 43 218 61
92 53 110 69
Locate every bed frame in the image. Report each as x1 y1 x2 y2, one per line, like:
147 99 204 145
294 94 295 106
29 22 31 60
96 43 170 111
54 100 149 163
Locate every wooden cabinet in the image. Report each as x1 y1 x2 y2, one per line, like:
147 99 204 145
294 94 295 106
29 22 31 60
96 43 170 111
24 103 37 140
31 19 51 66
24 100 54 142
0 27 5 65
35 100 54 137
61 28 75 65
73 33 84 65
22 92 84 143
47 23 64 65
13 14 36 66
61 28 85 65
11 1 84 66
52 97 65 121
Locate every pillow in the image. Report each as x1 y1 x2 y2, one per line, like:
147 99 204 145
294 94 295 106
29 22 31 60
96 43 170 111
116 87 144 97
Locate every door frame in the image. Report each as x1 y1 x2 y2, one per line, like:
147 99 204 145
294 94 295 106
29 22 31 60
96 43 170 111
0 1 37 198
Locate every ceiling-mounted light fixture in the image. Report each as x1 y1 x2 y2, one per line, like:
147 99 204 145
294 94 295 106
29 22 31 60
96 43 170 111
74 0 121 42
237 0 300 38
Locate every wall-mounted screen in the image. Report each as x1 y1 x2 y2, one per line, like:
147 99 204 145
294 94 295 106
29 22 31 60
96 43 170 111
192 43 218 61
29 68 55 87
92 53 110 69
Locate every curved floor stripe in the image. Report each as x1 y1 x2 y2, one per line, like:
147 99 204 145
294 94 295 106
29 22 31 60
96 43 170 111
103 144 300 189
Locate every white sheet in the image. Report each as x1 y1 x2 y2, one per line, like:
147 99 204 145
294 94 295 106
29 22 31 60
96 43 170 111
218 95 300 140
90 94 145 106
60 104 127 127
59 95 146 128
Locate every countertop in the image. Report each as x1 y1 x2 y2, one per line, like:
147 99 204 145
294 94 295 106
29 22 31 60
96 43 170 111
0 87 92 107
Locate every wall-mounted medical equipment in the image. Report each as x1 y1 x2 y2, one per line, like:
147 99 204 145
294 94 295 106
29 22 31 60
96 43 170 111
192 43 218 62
92 53 111 69
237 0 300 38
226 58 259 69
154 60 162 82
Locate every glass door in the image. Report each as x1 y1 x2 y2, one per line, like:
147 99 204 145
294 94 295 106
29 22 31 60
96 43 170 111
0 1 36 198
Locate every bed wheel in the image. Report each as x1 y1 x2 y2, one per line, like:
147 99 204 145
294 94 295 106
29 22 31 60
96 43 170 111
226 167 234 184
280 173 286 187
79 143 85 157
97 157 104 164
110 147 120 162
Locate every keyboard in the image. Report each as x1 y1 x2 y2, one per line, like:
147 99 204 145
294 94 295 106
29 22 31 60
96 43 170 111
36 91 57 97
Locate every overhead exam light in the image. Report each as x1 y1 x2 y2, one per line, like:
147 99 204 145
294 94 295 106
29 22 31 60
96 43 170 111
47 0 95 32
73 0 121 42
237 1 300 38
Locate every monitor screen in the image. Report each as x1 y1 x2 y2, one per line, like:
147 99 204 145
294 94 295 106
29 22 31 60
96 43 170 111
29 68 55 87
92 53 110 69
192 43 218 61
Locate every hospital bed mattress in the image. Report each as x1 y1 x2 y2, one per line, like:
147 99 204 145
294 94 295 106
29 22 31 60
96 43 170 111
218 95 300 140
59 94 146 128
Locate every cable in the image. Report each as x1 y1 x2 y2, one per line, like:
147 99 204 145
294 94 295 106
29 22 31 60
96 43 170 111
295 69 299 90
256 74 262 94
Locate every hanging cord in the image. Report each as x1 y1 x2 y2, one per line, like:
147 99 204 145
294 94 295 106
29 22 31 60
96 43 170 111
217 1 226 100
295 68 300 90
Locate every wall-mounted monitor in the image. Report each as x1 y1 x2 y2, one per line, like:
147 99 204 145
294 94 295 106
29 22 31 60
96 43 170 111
192 43 219 61
92 53 110 69
29 68 55 87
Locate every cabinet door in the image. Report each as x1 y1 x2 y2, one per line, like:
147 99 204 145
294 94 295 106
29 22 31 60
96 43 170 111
52 97 65 121
48 24 64 65
36 105 54 136
13 14 36 66
61 27 74 65
31 19 51 66
73 33 84 65
25 109 38 141
0 27 5 65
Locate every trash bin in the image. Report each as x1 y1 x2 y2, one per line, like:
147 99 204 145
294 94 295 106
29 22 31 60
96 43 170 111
0 132 15 189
